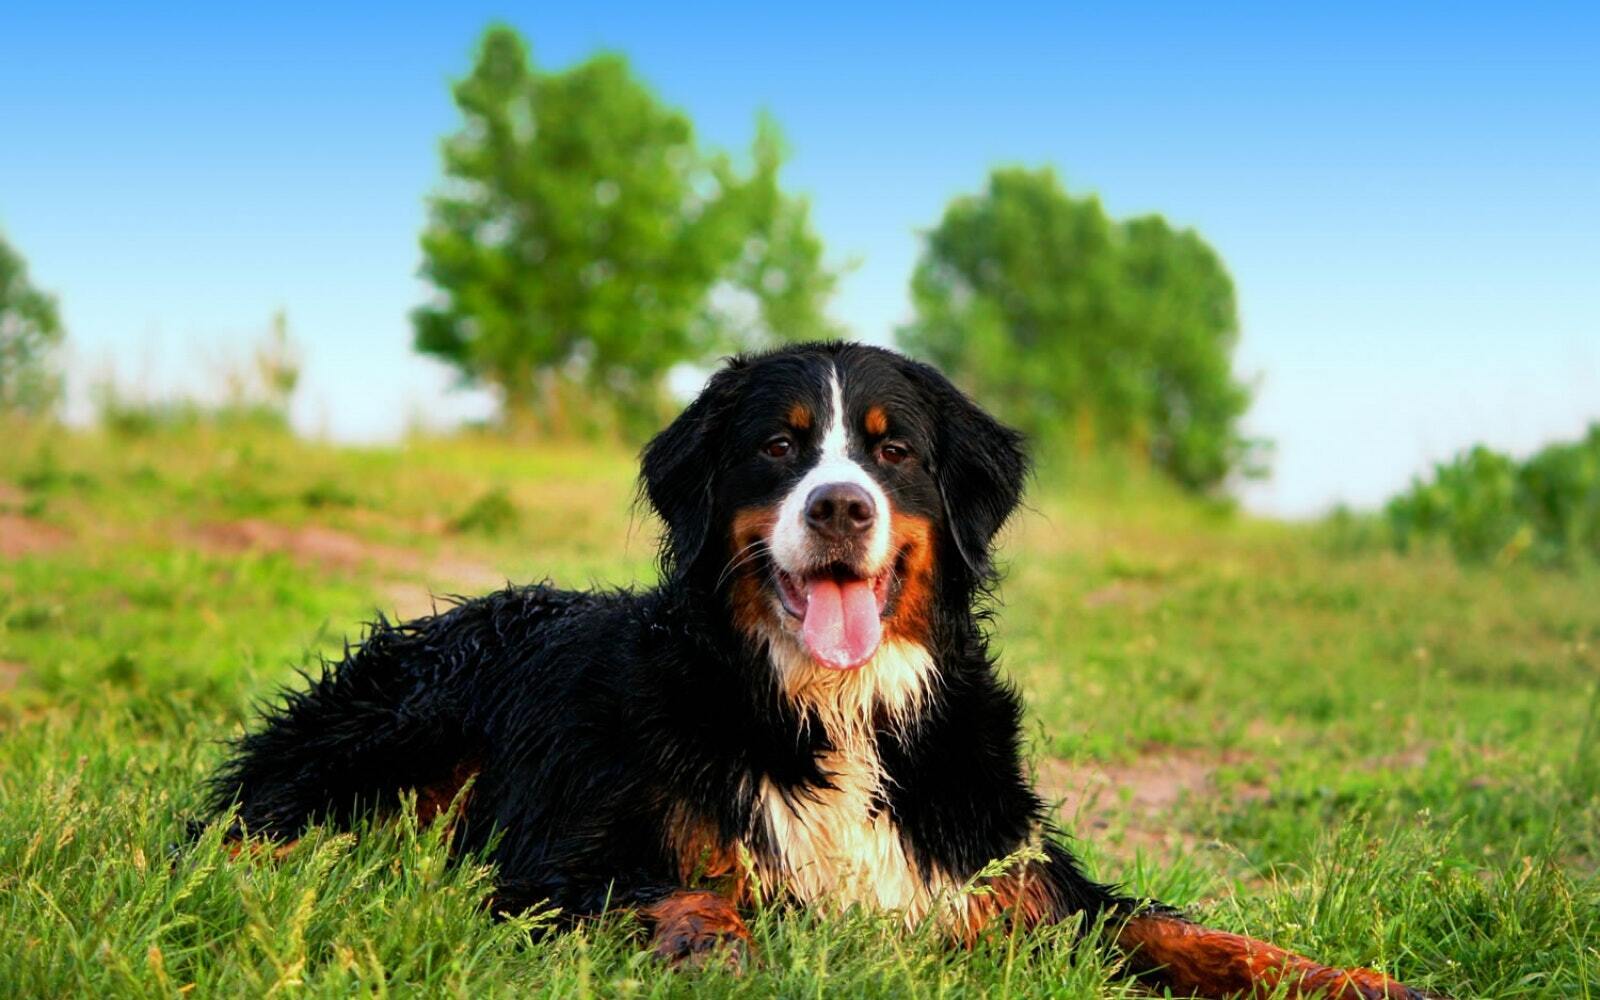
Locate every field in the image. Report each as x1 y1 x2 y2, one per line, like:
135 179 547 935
2 418 1596 998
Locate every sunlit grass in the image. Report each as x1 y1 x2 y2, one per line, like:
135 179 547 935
2 420 1596 996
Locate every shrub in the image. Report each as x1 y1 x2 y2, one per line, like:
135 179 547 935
450 486 520 536
91 314 301 437
1386 425 1600 566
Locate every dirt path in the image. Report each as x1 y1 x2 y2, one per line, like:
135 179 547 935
0 513 70 558
1037 749 1265 859
193 518 506 619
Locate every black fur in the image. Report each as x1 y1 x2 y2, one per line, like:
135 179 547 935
899 353 1030 584
209 342 1132 927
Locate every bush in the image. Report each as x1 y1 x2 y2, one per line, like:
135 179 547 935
1386 425 1600 566
449 486 520 536
90 313 301 437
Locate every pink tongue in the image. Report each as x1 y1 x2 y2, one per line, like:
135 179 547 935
801 576 882 670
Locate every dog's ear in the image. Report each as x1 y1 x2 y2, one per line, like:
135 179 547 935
902 358 1029 580
640 360 746 579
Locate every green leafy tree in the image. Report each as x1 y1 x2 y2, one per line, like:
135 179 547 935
414 26 838 436
0 229 65 416
900 167 1258 490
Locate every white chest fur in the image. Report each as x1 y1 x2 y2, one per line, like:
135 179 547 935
752 639 954 920
757 741 932 914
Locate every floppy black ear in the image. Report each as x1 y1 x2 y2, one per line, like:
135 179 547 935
903 358 1030 580
639 360 746 579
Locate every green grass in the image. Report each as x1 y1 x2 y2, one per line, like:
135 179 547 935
2 419 1596 997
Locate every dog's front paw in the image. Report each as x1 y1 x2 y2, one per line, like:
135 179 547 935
652 921 749 972
643 890 751 973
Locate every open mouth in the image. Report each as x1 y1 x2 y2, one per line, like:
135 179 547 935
773 553 903 671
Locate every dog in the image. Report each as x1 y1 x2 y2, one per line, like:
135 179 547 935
209 342 1432 998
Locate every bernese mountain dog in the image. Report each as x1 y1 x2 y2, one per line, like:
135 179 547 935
209 342 1432 998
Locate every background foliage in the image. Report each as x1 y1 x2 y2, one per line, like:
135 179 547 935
899 168 1257 492
88 311 303 437
1387 424 1600 566
412 26 839 438
0 227 65 416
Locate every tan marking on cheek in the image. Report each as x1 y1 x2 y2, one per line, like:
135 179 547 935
729 506 780 639
787 402 813 430
884 512 936 646
730 507 777 552
863 406 889 437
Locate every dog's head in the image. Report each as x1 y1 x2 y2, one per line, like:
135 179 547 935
642 343 1027 678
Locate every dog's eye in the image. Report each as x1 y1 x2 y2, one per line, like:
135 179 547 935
762 435 794 459
879 442 911 465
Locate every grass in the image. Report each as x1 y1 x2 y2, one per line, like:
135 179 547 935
1 418 1596 997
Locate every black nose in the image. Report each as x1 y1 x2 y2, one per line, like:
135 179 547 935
805 482 876 540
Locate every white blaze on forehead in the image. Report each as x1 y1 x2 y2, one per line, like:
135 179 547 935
770 367 892 575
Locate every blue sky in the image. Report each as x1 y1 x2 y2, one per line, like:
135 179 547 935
1 3 1595 515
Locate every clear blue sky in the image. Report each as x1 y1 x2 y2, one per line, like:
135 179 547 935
2 3 1595 515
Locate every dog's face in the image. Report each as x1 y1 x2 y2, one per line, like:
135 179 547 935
643 344 1027 678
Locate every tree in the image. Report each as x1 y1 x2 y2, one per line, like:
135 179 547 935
414 26 838 437
0 228 65 416
900 167 1258 491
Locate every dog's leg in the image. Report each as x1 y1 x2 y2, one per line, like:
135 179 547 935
962 842 1437 999
484 875 751 971
640 889 751 970
1116 914 1437 999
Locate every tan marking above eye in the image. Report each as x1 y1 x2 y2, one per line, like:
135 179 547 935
787 403 813 430
863 406 889 437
